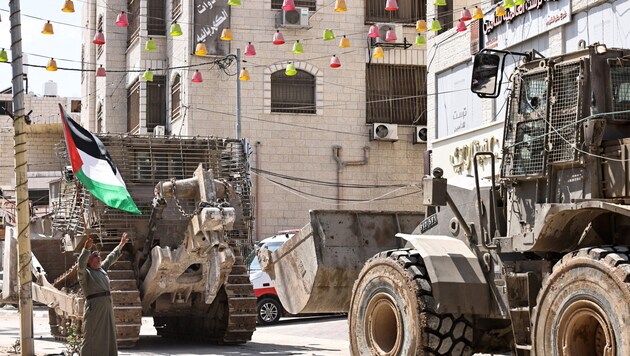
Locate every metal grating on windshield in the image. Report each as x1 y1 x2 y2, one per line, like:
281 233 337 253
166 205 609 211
502 69 548 177
548 61 582 163
611 62 630 121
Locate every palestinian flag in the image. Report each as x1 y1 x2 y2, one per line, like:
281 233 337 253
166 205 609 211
59 104 141 214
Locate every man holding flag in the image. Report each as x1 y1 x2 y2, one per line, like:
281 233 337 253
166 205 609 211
58 104 141 215
59 104 140 354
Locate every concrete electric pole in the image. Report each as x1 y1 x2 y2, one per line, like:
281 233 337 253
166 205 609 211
8 0 35 354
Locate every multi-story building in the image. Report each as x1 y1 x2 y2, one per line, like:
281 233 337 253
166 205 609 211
81 0 431 239
426 0 629 178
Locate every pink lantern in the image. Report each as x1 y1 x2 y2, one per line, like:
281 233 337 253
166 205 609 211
95 65 106 77
368 25 380 38
456 19 467 32
385 0 398 11
460 7 472 21
116 11 129 26
282 0 296 10
93 31 105 45
192 70 203 83
330 55 341 68
273 30 285 45
385 28 397 41
244 42 256 56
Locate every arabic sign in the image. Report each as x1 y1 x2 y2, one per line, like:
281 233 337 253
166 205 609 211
483 0 571 50
436 61 483 139
194 0 230 56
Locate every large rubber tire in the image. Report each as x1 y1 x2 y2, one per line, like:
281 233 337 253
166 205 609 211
257 297 282 325
531 246 630 356
349 249 473 355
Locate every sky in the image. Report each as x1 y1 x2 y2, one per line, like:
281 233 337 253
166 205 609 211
0 1 83 98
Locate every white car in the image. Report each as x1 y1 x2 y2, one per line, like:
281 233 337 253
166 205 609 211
248 230 298 325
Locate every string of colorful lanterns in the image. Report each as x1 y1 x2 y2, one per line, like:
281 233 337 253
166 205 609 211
0 0 501 83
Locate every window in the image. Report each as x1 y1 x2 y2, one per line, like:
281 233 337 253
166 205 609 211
366 64 427 125
97 103 103 133
127 80 140 132
365 0 424 23
271 0 315 10
81 45 85 84
171 74 181 121
436 2 453 33
147 76 167 131
128 0 140 46
97 15 104 58
0 100 12 116
70 100 82 113
172 0 182 19
148 0 166 36
271 69 316 114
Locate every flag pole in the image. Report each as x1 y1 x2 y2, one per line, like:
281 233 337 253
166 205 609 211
8 0 35 354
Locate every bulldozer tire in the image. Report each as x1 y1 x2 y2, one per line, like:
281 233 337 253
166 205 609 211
531 246 630 355
349 248 473 356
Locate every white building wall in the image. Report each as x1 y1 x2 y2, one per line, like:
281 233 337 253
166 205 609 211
426 0 618 180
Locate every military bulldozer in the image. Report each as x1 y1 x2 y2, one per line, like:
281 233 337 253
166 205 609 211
259 43 630 355
2 135 256 347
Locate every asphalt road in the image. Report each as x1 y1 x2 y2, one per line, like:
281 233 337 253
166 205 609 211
0 306 350 356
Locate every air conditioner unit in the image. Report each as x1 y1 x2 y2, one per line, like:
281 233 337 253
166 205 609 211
370 123 398 142
278 7 309 28
374 23 403 45
413 125 428 144
154 125 165 137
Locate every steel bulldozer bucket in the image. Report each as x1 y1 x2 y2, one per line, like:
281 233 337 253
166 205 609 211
258 210 424 314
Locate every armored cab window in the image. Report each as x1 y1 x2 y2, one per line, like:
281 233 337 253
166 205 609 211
518 75 547 115
503 70 549 177
611 63 630 121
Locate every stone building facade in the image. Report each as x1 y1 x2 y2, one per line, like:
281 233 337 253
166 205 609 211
81 0 430 240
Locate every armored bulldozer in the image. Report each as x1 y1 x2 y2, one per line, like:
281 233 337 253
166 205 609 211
259 43 630 355
3 135 256 347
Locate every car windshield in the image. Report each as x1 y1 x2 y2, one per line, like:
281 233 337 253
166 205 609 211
249 241 284 271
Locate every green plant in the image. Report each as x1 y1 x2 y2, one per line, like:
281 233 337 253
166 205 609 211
64 323 83 356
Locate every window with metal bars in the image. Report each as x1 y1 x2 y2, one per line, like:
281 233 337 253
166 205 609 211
366 64 427 124
97 15 104 58
171 74 181 121
128 0 140 46
148 0 166 36
97 103 103 133
81 45 85 84
172 0 182 20
611 63 630 121
147 76 167 131
271 0 315 11
127 80 140 132
365 0 424 24
271 69 316 114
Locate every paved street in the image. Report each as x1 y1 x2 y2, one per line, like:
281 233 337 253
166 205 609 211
0 306 350 356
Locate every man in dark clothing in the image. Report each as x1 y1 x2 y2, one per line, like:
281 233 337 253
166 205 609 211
78 232 129 356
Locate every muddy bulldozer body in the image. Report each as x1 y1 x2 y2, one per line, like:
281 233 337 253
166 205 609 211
3 135 256 348
260 44 630 355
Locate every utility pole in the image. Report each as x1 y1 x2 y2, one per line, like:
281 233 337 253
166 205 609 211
236 47 241 139
8 0 35 354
